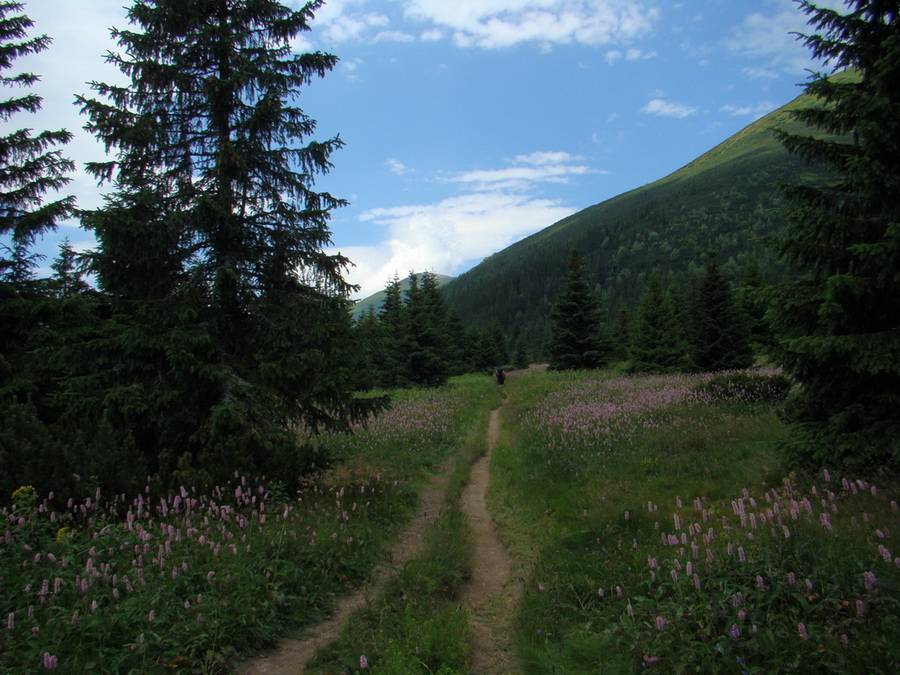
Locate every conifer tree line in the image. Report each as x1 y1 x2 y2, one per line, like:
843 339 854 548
0 0 389 502
351 271 510 390
546 250 755 374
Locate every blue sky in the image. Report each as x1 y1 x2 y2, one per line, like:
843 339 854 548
13 0 841 298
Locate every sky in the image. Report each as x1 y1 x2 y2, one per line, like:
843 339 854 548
10 0 843 299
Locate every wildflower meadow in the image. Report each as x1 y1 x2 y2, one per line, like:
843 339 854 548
0 382 490 674
492 368 900 673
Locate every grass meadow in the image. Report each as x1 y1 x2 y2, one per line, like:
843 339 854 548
3 368 898 673
0 376 498 674
492 368 900 674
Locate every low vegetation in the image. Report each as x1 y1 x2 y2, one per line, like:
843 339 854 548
3 369 898 673
0 379 496 673
492 369 900 674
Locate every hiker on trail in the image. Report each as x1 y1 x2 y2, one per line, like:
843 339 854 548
496 367 505 385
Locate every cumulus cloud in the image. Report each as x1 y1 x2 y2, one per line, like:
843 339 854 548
640 98 697 118
726 0 846 75
401 0 659 49
339 190 577 297
334 151 595 297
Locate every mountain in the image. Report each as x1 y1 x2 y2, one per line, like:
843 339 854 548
440 84 840 354
352 273 454 318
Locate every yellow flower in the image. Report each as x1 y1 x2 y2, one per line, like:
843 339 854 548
55 527 72 541
11 485 35 503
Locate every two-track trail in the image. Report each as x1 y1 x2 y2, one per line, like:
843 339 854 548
236 401 519 674
458 405 521 673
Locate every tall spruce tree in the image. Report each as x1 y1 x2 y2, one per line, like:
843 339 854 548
547 249 609 370
406 271 452 386
0 3 76 498
0 2 74 283
768 1 900 470
377 273 411 387
687 258 753 372
72 0 383 487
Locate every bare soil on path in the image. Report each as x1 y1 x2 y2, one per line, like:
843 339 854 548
234 470 450 675
458 406 521 674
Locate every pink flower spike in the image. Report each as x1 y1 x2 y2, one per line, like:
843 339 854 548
643 656 661 664
655 615 666 631
360 655 368 669
798 623 808 639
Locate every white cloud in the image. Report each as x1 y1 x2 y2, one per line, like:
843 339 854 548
444 152 593 191
386 158 411 175
640 98 697 118
726 1 847 75
402 0 659 49
340 190 577 297
333 151 595 297
720 102 775 119
321 12 390 43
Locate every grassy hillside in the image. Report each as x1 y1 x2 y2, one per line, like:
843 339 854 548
441 86 838 354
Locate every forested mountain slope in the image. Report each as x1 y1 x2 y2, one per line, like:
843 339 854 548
441 86 837 354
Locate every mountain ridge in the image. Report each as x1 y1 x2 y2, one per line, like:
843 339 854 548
439 82 839 353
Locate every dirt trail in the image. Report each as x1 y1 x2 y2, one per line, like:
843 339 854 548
234 470 450 675
459 406 521 674
236 403 520 674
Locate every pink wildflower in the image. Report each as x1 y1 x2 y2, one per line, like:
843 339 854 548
798 623 808 639
655 615 666 631
360 655 368 669
863 571 876 590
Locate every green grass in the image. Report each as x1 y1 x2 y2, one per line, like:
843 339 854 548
0 375 499 674
306 376 499 674
6 368 897 673
491 368 900 674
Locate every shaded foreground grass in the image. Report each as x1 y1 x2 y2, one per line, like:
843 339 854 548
491 369 900 673
0 375 499 674
6 369 897 673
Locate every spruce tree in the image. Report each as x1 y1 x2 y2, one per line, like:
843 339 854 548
0 3 76 498
547 249 609 370
512 336 530 370
0 2 74 283
629 273 687 373
378 273 410 387
405 272 451 387
72 0 383 487
768 1 900 470
687 258 753 372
